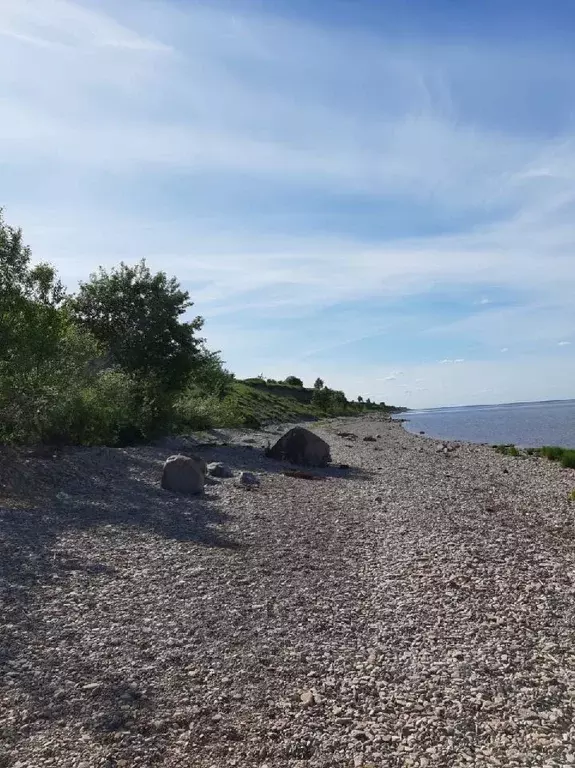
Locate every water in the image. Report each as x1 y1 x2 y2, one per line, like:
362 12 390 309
395 399 575 448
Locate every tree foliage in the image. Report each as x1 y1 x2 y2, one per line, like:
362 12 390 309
69 260 204 392
311 386 348 414
284 375 304 387
313 377 324 390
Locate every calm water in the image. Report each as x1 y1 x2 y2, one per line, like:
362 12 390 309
396 399 575 448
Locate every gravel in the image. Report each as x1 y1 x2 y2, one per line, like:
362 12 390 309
2 416 575 767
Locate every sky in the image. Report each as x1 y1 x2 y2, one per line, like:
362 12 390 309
1 0 575 409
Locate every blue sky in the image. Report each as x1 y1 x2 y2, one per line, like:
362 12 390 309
2 0 575 408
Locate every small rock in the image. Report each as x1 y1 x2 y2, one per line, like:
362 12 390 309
207 462 233 478
300 690 315 706
239 471 260 487
363 436 377 442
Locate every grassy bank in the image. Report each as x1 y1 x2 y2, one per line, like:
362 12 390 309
175 379 395 433
494 443 575 468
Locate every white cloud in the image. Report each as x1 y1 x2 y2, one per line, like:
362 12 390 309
558 341 571 346
500 347 509 352
1 1 575 406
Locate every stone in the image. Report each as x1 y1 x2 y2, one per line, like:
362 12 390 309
161 454 205 494
300 690 315 706
363 436 377 442
187 453 208 474
265 427 331 467
207 462 233 478
239 471 260 487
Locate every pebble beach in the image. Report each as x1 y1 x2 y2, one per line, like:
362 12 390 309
2 416 575 767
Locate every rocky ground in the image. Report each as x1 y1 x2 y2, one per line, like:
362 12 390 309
2 417 575 767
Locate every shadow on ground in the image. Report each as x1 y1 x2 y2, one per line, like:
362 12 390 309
0 431 371 669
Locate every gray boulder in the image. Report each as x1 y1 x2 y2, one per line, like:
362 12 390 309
207 461 234 479
239 471 260 487
265 427 331 467
161 454 205 494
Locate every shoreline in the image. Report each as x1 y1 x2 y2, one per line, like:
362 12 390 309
2 416 575 765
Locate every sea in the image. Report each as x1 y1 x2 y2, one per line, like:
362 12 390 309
395 399 575 449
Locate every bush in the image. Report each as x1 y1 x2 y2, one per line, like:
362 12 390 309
174 392 245 431
539 445 565 461
284 376 304 387
561 450 575 469
187 347 234 400
493 444 520 457
536 445 575 469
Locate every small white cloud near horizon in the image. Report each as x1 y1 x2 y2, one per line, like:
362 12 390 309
500 347 509 352
440 358 465 364
558 341 571 346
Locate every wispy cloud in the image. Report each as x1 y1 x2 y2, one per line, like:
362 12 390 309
558 341 571 346
1 0 575 407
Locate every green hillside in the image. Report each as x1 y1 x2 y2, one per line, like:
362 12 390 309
221 379 393 428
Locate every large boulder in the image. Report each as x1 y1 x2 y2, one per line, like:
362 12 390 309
266 427 331 467
161 454 205 494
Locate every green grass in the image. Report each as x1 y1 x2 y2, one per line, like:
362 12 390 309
537 445 575 469
493 444 521 456
492 443 575 469
174 380 392 431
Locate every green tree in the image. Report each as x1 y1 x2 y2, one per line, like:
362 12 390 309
188 346 234 399
69 260 203 392
0 209 67 370
312 387 348 414
313 377 324 390
357 395 363 403
0 210 106 442
284 375 304 387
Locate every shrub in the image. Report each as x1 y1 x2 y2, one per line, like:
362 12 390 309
539 445 565 461
494 444 520 456
174 392 245 431
561 450 575 469
284 376 304 387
